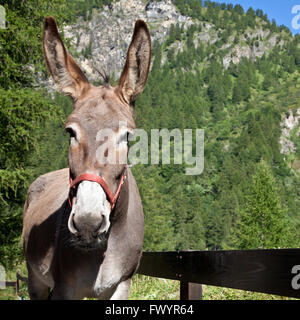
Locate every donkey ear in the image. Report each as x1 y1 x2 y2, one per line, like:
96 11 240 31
43 17 90 100
117 20 151 104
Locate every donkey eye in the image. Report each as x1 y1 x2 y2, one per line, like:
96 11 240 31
65 127 77 140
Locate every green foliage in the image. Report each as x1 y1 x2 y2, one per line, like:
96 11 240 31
231 161 295 249
70 0 112 20
133 0 300 253
0 0 76 267
0 0 75 89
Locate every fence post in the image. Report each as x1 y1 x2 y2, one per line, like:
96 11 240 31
16 272 20 296
180 281 202 300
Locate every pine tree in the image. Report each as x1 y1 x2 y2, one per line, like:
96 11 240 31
232 81 243 103
133 166 176 251
0 1 71 266
231 161 290 249
204 202 224 250
262 72 273 90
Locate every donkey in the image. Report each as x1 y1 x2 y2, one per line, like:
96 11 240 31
22 17 151 300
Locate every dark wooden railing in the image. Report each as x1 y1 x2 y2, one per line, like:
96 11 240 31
4 272 28 297
5 249 300 300
137 249 300 300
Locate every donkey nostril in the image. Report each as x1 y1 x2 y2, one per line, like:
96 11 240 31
69 212 106 238
92 221 103 238
68 213 79 234
92 233 98 239
72 216 80 232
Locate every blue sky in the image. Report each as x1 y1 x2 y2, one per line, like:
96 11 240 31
213 0 300 34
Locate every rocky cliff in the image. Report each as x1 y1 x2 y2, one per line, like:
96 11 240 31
57 0 283 83
63 0 192 81
280 109 300 155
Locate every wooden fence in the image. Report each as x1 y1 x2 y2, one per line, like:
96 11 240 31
4 248 300 300
4 272 28 297
136 249 300 300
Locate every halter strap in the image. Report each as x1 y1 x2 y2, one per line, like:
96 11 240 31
68 168 127 210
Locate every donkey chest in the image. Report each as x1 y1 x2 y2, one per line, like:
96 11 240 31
56 251 129 298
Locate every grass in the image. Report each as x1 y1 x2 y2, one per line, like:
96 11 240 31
0 264 297 300
129 275 295 300
129 275 179 300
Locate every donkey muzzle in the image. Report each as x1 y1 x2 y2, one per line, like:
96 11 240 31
68 180 110 243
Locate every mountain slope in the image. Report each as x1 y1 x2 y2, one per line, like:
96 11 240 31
45 0 299 251
58 0 291 82
38 0 300 251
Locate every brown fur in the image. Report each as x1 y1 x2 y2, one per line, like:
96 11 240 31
22 17 151 300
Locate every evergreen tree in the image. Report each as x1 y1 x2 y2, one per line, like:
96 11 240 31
231 161 291 249
232 81 243 103
204 202 224 250
262 73 273 90
0 0 71 266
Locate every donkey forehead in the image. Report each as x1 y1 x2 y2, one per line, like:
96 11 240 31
66 86 135 131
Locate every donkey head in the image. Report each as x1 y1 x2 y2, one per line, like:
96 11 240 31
43 17 151 250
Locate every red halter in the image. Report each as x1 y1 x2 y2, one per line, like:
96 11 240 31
68 168 127 210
